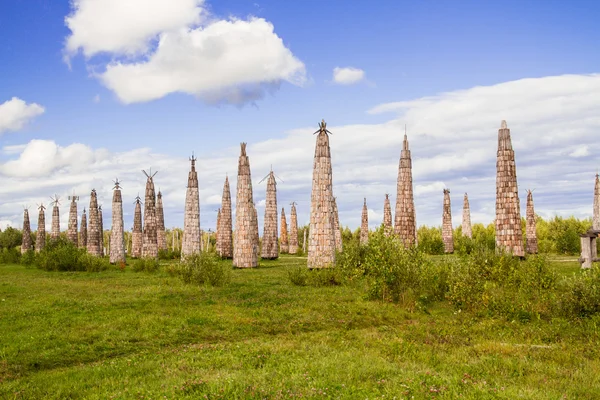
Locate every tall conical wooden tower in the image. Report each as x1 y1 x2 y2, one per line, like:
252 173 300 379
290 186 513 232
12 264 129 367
233 143 258 268
332 197 343 252
360 198 369 245
80 208 87 249
594 174 600 230
50 195 61 240
156 190 167 251
36 204 46 253
495 120 524 256
394 130 417 246
280 208 289 254
67 194 79 246
87 190 102 256
132 195 143 258
308 120 336 268
526 190 538 254
218 176 233 258
462 193 472 239
21 208 32 254
110 179 126 263
182 155 201 258
442 189 454 253
289 202 299 254
142 169 159 259
98 205 104 256
383 194 393 236
260 170 279 260
253 205 259 256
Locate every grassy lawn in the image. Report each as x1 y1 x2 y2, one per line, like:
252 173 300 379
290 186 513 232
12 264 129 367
1 255 599 399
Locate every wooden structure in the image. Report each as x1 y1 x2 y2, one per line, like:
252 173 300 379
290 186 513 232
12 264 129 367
98 205 104 256
580 229 600 269
383 194 393 236
280 208 289 254
50 194 61 240
233 143 258 268
462 193 472 239
332 197 343 252
394 130 417 246
289 202 299 254
80 208 87 249
156 190 167 251
36 203 46 252
442 189 454 253
260 170 279 260
360 198 369 245
87 189 102 256
132 195 143 258
495 120 524 256
67 194 79 246
142 169 158 259
217 176 233 258
308 120 336 268
21 208 32 254
526 189 538 254
110 179 126 264
182 155 201 258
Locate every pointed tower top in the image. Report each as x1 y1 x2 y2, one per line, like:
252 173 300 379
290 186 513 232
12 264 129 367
157 190 162 198
240 142 247 156
501 120 508 129
364 197 367 205
444 188 450 194
190 152 197 170
385 193 389 200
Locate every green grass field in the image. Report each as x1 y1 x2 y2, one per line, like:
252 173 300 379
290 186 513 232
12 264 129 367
1 255 599 399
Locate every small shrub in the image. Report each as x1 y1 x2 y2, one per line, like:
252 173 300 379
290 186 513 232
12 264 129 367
78 253 110 272
132 257 160 273
36 238 84 271
20 250 35 267
288 265 308 286
558 267 600 318
0 247 21 265
172 253 230 286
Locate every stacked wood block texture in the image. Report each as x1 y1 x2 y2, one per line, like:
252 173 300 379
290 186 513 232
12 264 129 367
132 196 143 258
51 200 60 240
99 206 104 256
21 209 32 254
289 202 299 254
218 176 233 258
394 133 417 247
182 156 201 258
360 198 369 245
495 120 524 257
261 171 279 259
233 143 258 268
280 208 289 254
87 190 102 257
383 194 393 236
80 209 87 249
215 208 222 253
526 190 538 254
462 193 472 238
156 191 167 251
110 181 126 264
332 197 343 252
308 120 336 268
442 189 454 253
36 204 46 252
67 196 78 246
253 205 259 256
142 171 159 259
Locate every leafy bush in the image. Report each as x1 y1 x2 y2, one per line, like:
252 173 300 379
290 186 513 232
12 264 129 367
36 238 85 271
78 253 111 272
158 248 181 260
168 252 230 286
132 257 160 273
20 250 36 267
0 247 21 264
288 265 307 286
557 267 600 318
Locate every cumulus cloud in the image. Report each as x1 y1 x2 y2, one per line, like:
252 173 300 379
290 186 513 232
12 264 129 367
569 145 590 158
64 0 306 105
332 67 365 85
2 73 600 232
0 97 45 134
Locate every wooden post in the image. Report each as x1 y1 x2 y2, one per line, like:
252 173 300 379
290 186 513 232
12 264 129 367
580 235 592 269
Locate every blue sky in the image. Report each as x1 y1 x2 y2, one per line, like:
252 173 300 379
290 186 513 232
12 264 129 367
1 0 599 232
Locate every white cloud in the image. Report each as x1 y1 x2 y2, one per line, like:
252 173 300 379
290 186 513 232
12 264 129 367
64 1 306 105
64 0 205 58
0 97 45 134
569 145 590 158
100 18 306 104
332 67 365 85
2 73 600 232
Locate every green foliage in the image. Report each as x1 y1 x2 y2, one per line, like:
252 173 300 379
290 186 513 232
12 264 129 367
558 267 600 318
0 247 21 264
0 227 23 249
158 248 181 260
132 257 160 273
416 226 444 255
19 250 35 267
167 252 230 286
33 237 110 272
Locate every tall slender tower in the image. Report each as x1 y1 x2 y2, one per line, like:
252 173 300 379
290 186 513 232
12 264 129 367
253 205 259 257
110 179 126 263
332 197 343 252
462 193 472 239
280 208 289 254
495 120 524 257
80 208 87 249
233 143 258 268
142 169 159 259
526 190 538 254
394 130 417 246
308 120 336 268
98 205 104 256
593 174 600 230
383 194 393 236
36 204 46 252
260 170 279 260
360 198 369 245
156 190 167 251
182 155 201 258
289 202 299 254
87 190 102 256
215 208 222 254
132 195 143 258
442 189 454 253
50 195 61 240
218 176 233 258
21 208 32 254
67 194 79 246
